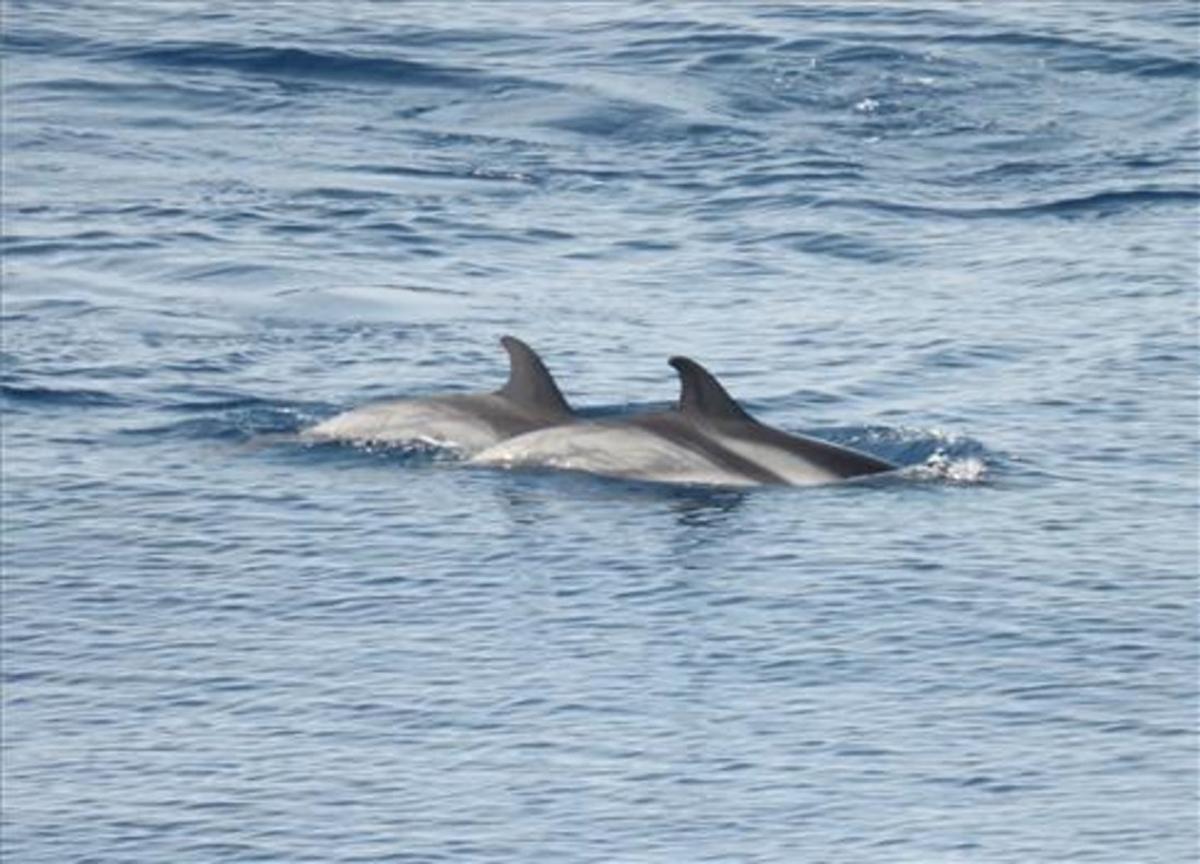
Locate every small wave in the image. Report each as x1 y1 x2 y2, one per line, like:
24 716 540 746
122 416 255 443
1 26 87 57
159 393 286 413
345 163 539 187
1019 189 1200 218
3 233 164 258
122 402 319 443
108 40 555 94
819 43 934 68
930 30 1200 80
612 32 779 65
0 298 106 320
539 98 670 141
15 76 257 114
538 95 756 145
0 384 127 408
749 229 902 263
168 262 279 284
816 188 1200 221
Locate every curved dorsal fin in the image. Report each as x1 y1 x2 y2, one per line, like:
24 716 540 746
498 335 572 416
668 356 755 423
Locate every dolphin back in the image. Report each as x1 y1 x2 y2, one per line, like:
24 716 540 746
667 354 896 480
498 335 573 418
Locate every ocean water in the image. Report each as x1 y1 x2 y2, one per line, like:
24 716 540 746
2 1 1197 861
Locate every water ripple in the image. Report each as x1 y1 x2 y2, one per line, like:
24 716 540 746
4 3 1196 863
110 40 559 94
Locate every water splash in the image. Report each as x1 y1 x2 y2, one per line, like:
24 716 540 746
909 450 989 484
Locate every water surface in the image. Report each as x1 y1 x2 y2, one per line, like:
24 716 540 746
3 2 1198 861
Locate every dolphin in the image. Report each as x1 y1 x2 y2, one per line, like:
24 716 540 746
306 336 574 453
472 355 896 487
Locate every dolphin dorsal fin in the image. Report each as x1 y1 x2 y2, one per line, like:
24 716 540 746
669 356 755 423
498 335 572 417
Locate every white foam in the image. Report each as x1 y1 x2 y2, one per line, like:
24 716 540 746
909 450 988 484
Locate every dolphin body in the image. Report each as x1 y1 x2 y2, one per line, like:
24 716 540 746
306 336 573 453
472 356 896 487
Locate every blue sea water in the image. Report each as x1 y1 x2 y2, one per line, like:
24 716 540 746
2 1 1198 861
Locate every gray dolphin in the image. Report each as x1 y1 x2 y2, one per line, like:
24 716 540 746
306 336 573 453
473 356 896 487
